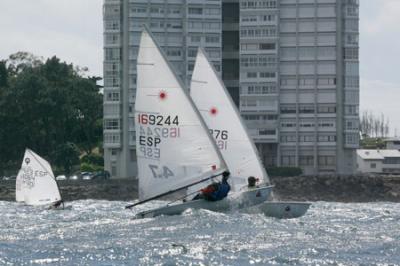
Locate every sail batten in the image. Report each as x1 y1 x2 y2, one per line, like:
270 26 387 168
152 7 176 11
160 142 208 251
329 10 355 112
135 29 227 202
190 48 270 191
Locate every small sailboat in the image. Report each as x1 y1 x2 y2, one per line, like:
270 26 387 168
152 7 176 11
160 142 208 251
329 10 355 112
190 48 310 219
126 28 273 218
16 148 64 208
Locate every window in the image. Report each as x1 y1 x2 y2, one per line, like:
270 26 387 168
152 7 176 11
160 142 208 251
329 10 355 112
318 47 336 58
205 35 220 43
281 122 296 128
168 8 181 14
104 133 120 144
318 156 335 166
259 72 276 78
240 55 276 68
204 8 220 15
259 129 275 135
318 121 335 128
166 49 182 57
299 47 315 58
281 155 295 166
240 0 277 9
240 27 277 38
243 84 276 94
281 105 296 114
345 62 359 76
370 163 376 169
346 120 359 130
383 157 400 164
104 104 119 115
347 6 358 16
131 6 146 13
241 43 258 51
104 5 120 16
345 133 359 145
259 43 276 50
300 122 314 128
247 72 257 78
318 135 336 142
188 49 197 57
106 92 120 102
299 135 315 142
344 48 359 60
263 14 275 21
104 77 120 87
345 19 359 32
298 77 315 86
190 35 201 42
300 156 313 166
345 105 359 115
188 7 202 15
241 99 257 107
105 20 120 31
317 77 336 86
188 21 202 29
280 77 297 87
104 119 120 130
281 48 296 59
299 105 315 114
105 48 120 61
346 34 359 45
104 62 119 76
318 104 336 113
243 115 277 121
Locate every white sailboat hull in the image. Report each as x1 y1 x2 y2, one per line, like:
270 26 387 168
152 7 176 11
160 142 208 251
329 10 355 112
245 201 311 219
135 186 273 218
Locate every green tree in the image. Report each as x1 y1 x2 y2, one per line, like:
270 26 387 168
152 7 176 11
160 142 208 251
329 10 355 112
0 52 103 174
52 142 80 175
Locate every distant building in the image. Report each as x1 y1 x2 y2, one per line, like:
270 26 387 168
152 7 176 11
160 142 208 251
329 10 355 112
384 138 400 151
103 0 360 178
357 149 400 174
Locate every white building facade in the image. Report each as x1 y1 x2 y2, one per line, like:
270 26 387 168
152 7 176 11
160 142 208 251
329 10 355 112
103 0 359 178
223 0 360 175
357 150 400 174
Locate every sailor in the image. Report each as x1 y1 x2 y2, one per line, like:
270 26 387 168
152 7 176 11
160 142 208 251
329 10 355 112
247 176 258 190
48 199 64 210
193 171 231 201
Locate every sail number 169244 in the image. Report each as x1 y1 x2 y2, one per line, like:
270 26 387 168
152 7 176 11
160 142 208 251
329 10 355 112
138 114 179 126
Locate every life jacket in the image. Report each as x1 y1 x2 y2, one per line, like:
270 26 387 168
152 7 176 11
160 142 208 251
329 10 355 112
208 180 230 201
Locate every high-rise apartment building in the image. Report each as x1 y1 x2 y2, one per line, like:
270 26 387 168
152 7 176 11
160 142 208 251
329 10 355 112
103 0 359 178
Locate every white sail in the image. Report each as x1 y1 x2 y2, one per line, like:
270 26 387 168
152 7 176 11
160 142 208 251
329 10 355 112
136 29 227 201
15 169 25 202
190 48 270 191
15 149 61 205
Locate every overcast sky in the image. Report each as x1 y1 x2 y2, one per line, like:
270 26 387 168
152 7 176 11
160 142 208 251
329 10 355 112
0 0 399 136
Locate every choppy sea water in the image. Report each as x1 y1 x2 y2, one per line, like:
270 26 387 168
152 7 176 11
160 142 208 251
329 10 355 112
0 200 399 266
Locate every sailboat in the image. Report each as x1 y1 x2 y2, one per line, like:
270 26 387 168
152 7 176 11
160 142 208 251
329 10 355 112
126 28 273 218
16 148 63 208
190 48 310 219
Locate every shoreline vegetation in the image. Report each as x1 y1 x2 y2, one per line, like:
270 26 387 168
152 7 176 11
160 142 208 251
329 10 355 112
1 174 399 203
